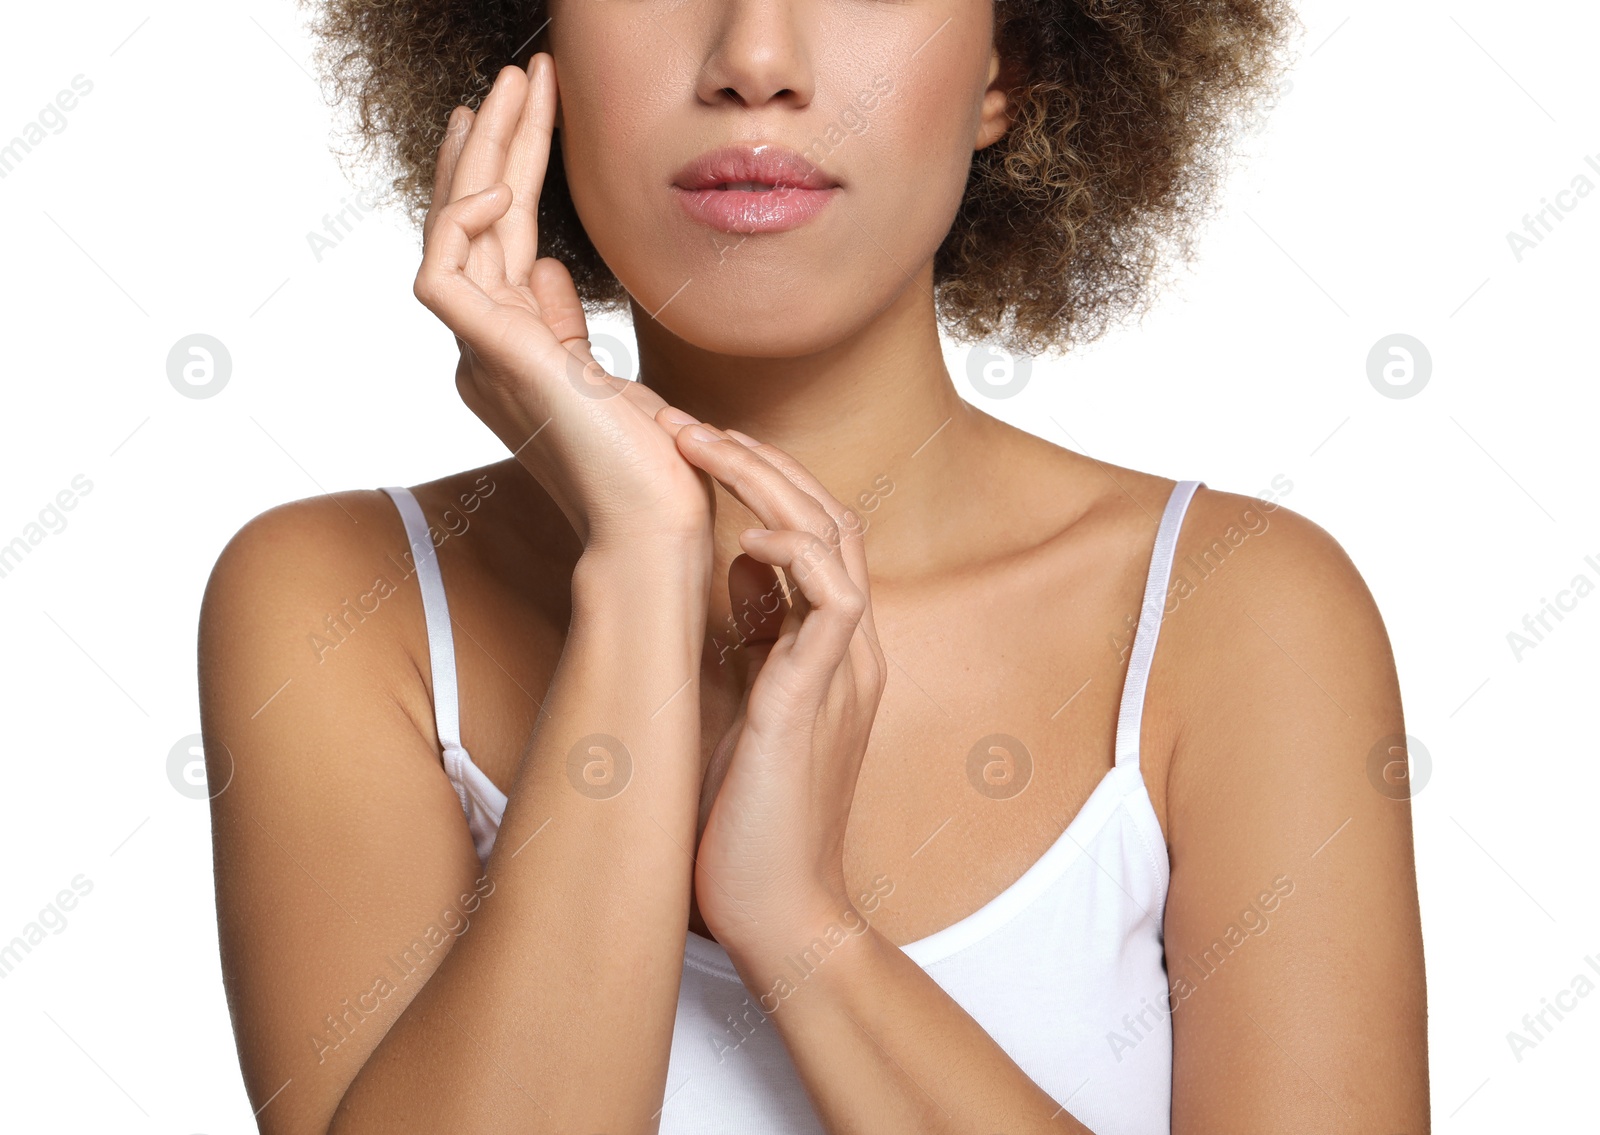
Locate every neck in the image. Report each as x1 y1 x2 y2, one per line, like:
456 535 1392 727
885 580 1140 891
630 262 997 583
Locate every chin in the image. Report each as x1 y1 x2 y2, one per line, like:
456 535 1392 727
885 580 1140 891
622 248 890 359
655 291 855 358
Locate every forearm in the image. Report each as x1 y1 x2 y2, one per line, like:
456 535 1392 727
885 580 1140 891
331 539 712 1134
726 916 1094 1135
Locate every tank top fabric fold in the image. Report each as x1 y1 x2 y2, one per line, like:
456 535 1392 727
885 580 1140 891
378 478 1205 1134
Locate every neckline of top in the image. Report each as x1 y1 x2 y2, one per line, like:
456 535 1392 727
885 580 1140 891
382 478 1203 979
680 758 1166 981
678 478 1201 979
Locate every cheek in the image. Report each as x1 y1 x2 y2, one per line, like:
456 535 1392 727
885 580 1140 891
850 67 985 260
554 25 686 243
551 9 696 250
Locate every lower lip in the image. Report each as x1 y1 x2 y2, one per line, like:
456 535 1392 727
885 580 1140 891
672 185 839 233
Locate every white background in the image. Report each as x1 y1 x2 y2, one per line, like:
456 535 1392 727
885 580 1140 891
0 0 1595 1129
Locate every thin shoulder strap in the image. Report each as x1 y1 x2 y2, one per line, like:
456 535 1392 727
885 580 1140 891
379 485 462 752
1114 479 1205 769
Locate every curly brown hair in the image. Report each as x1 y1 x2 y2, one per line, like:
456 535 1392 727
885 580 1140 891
299 0 1298 358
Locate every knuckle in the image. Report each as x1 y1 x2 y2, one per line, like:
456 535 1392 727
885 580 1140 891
728 465 760 502
435 196 472 229
837 585 868 623
855 635 886 681
868 654 887 694
797 533 833 572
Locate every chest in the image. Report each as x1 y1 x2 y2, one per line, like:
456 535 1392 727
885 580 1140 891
789 597 1173 944
447 561 1179 949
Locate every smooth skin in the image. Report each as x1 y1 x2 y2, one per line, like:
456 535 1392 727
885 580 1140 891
200 6 1429 1134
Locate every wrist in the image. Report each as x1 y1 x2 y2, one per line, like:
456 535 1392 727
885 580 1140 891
722 897 884 1003
571 534 713 645
718 890 869 969
576 528 712 584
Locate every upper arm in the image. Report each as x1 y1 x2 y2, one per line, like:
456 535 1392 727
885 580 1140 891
1161 493 1429 1132
198 492 483 1134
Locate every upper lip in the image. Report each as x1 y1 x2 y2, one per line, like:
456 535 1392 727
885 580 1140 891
671 144 840 191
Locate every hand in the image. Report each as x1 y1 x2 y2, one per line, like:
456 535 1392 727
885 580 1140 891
415 54 711 549
662 418 888 960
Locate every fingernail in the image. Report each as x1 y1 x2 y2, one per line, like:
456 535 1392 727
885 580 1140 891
683 423 720 443
659 407 698 426
725 428 760 448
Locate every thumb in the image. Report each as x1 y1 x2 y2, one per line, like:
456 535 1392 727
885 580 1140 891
527 256 590 350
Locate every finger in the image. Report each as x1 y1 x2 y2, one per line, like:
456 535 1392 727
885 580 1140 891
450 65 527 204
652 406 701 443
743 550 808 647
722 430 873 608
424 106 474 246
718 432 881 668
526 256 589 350
737 528 865 676
615 378 670 421
725 552 788 657
500 53 558 287
414 184 515 328
676 426 838 553
678 427 881 650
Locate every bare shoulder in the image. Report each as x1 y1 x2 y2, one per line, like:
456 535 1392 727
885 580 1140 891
206 485 412 599
1147 483 1428 1129
201 462 563 748
1155 481 1405 838
1158 483 1400 780
200 485 433 739
1169 481 1385 633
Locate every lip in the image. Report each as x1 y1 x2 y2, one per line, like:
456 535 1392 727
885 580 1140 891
671 144 840 234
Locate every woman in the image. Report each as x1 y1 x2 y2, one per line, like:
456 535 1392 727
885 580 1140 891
198 1 1429 1131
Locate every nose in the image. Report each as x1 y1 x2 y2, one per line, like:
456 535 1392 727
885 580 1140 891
693 0 814 110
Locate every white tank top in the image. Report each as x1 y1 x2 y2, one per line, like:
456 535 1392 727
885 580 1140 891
379 477 1204 1135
